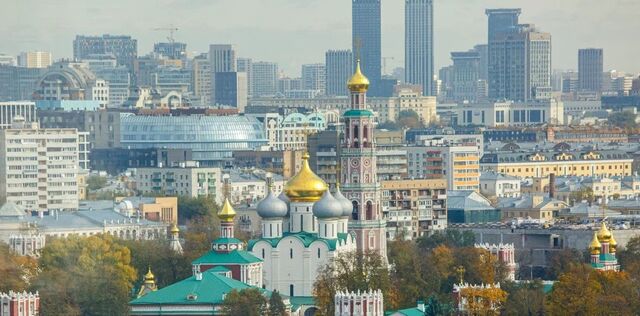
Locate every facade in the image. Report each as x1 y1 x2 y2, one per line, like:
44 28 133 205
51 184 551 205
209 44 236 103
114 196 178 224
34 61 109 107
132 166 223 201
480 171 521 198
120 115 267 167
0 102 36 129
578 48 603 93
498 194 569 222
89 147 192 175
0 120 80 211
340 61 387 259
301 63 326 95
73 35 137 69
451 50 480 102
486 8 521 98
588 222 619 271
447 190 500 224
251 62 278 97
17 51 52 68
150 66 191 94
227 169 285 205
0 65 45 101
405 0 434 96
8 234 45 257
232 150 304 179
456 100 564 127
326 50 353 96
488 23 552 101
213 71 247 112
407 145 480 191
334 290 384 316
480 149 633 178
381 179 447 240
192 54 211 106
237 58 253 97
258 112 327 151
153 42 187 60
0 291 40 316
352 0 381 96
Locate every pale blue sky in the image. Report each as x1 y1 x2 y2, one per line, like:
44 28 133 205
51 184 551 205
2 0 639 75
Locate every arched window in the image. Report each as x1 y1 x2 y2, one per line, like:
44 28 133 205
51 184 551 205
262 249 265 259
366 201 373 220
290 248 293 259
290 284 294 297
317 248 321 258
352 201 359 220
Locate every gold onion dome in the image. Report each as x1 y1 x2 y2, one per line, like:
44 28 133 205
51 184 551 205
144 267 155 282
597 221 612 243
284 152 328 202
589 232 602 255
218 198 237 222
170 223 180 234
609 234 618 252
347 59 370 93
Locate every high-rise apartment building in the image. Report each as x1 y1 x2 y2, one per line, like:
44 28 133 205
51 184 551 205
488 24 552 101
352 0 381 96
325 50 353 96
405 0 434 96
237 58 253 97
214 72 247 112
486 9 521 42
0 119 80 211
251 62 278 97
407 145 480 191
578 48 604 93
73 35 137 69
474 44 489 81
17 51 52 68
451 51 481 102
192 54 211 106
301 63 326 95
209 44 237 103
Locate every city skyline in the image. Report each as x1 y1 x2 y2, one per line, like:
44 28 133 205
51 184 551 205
2 0 639 75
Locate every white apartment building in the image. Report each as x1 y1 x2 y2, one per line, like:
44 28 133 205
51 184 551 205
87 79 110 108
480 171 521 198
0 120 80 211
133 165 223 202
456 99 564 127
0 101 37 129
258 112 327 151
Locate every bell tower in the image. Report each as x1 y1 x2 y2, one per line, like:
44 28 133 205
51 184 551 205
341 60 387 260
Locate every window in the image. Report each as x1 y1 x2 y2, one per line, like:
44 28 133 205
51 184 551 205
262 249 265 259
290 284 294 297
290 248 293 259
317 248 321 258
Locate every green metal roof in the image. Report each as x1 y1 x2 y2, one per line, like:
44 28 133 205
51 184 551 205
600 253 617 262
289 296 316 310
213 237 243 244
130 271 254 306
247 232 352 251
385 307 425 316
192 249 262 265
208 266 230 273
343 109 374 117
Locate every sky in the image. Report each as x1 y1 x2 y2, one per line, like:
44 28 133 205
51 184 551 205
2 0 639 76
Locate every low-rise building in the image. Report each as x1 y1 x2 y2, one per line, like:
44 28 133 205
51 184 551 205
381 179 447 240
0 291 40 316
227 169 285 205
132 165 223 202
447 190 500 224
89 147 193 175
232 150 303 179
456 99 564 127
480 171 521 198
112 197 178 224
498 195 569 222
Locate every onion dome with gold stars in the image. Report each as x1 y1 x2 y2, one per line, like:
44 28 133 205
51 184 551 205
284 152 328 202
347 59 370 93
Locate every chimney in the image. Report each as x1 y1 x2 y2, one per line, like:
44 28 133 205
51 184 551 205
549 173 556 198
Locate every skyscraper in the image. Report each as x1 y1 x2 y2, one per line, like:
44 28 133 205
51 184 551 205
73 35 137 69
488 23 552 101
251 62 278 97
214 72 247 112
325 50 353 96
209 44 237 104
352 0 381 96
578 48 604 93
301 63 326 95
237 58 253 97
17 51 52 68
405 0 434 96
486 9 521 41
451 50 480 102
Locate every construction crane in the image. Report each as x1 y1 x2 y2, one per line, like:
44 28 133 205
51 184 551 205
154 26 179 44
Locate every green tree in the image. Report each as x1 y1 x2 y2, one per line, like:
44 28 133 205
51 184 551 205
221 288 268 316
268 290 287 316
178 195 219 222
608 111 638 129
397 110 424 129
417 230 476 251
0 243 38 292
545 248 583 280
313 251 396 315
116 239 192 288
86 175 108 191
501 280 546 316
34 235 137 316
424 295 454 316
183 214 220 262
569 187 594 205
388 239 434 307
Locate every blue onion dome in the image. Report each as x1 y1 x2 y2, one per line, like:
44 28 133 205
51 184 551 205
257 191 288 218
333 186 352 217
312 190 343 219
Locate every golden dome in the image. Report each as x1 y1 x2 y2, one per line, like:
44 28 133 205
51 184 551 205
597 221 612 243
284 152 328 202
218 198 236 222
589 232 601 255
347 59 370 93
170 223 180 234
144 267 155 282
609 234 617 253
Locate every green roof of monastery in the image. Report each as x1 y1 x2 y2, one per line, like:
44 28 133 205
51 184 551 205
247 231 351 251
192 249 262 265
343 109 374 117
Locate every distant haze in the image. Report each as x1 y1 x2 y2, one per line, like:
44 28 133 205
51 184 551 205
2 0 639 75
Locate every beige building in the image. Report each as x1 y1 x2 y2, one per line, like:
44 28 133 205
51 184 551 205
498 195 570 222
407 145 480 191
0 120 80 211
18 51 52 68
115 196 178 224
381 179 448 240
192 55 211 106
133 165 223 202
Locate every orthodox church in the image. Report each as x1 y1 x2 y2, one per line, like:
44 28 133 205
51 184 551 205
588 221 619 271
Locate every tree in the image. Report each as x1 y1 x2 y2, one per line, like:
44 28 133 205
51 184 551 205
569 187 594 205
459 286 507 316
545 248 584 280
86 175 108 191
424 295 454 316
608 111 638 130
116 239 192 288
397 110 424 129
0 243 38 293
182 214 220 262
178 195 219 222
313 251 396 315
501 280 546 316
221 288 268 316
417 230 475 251
268 290 287 316
34 235 137 316
388 239 435 307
